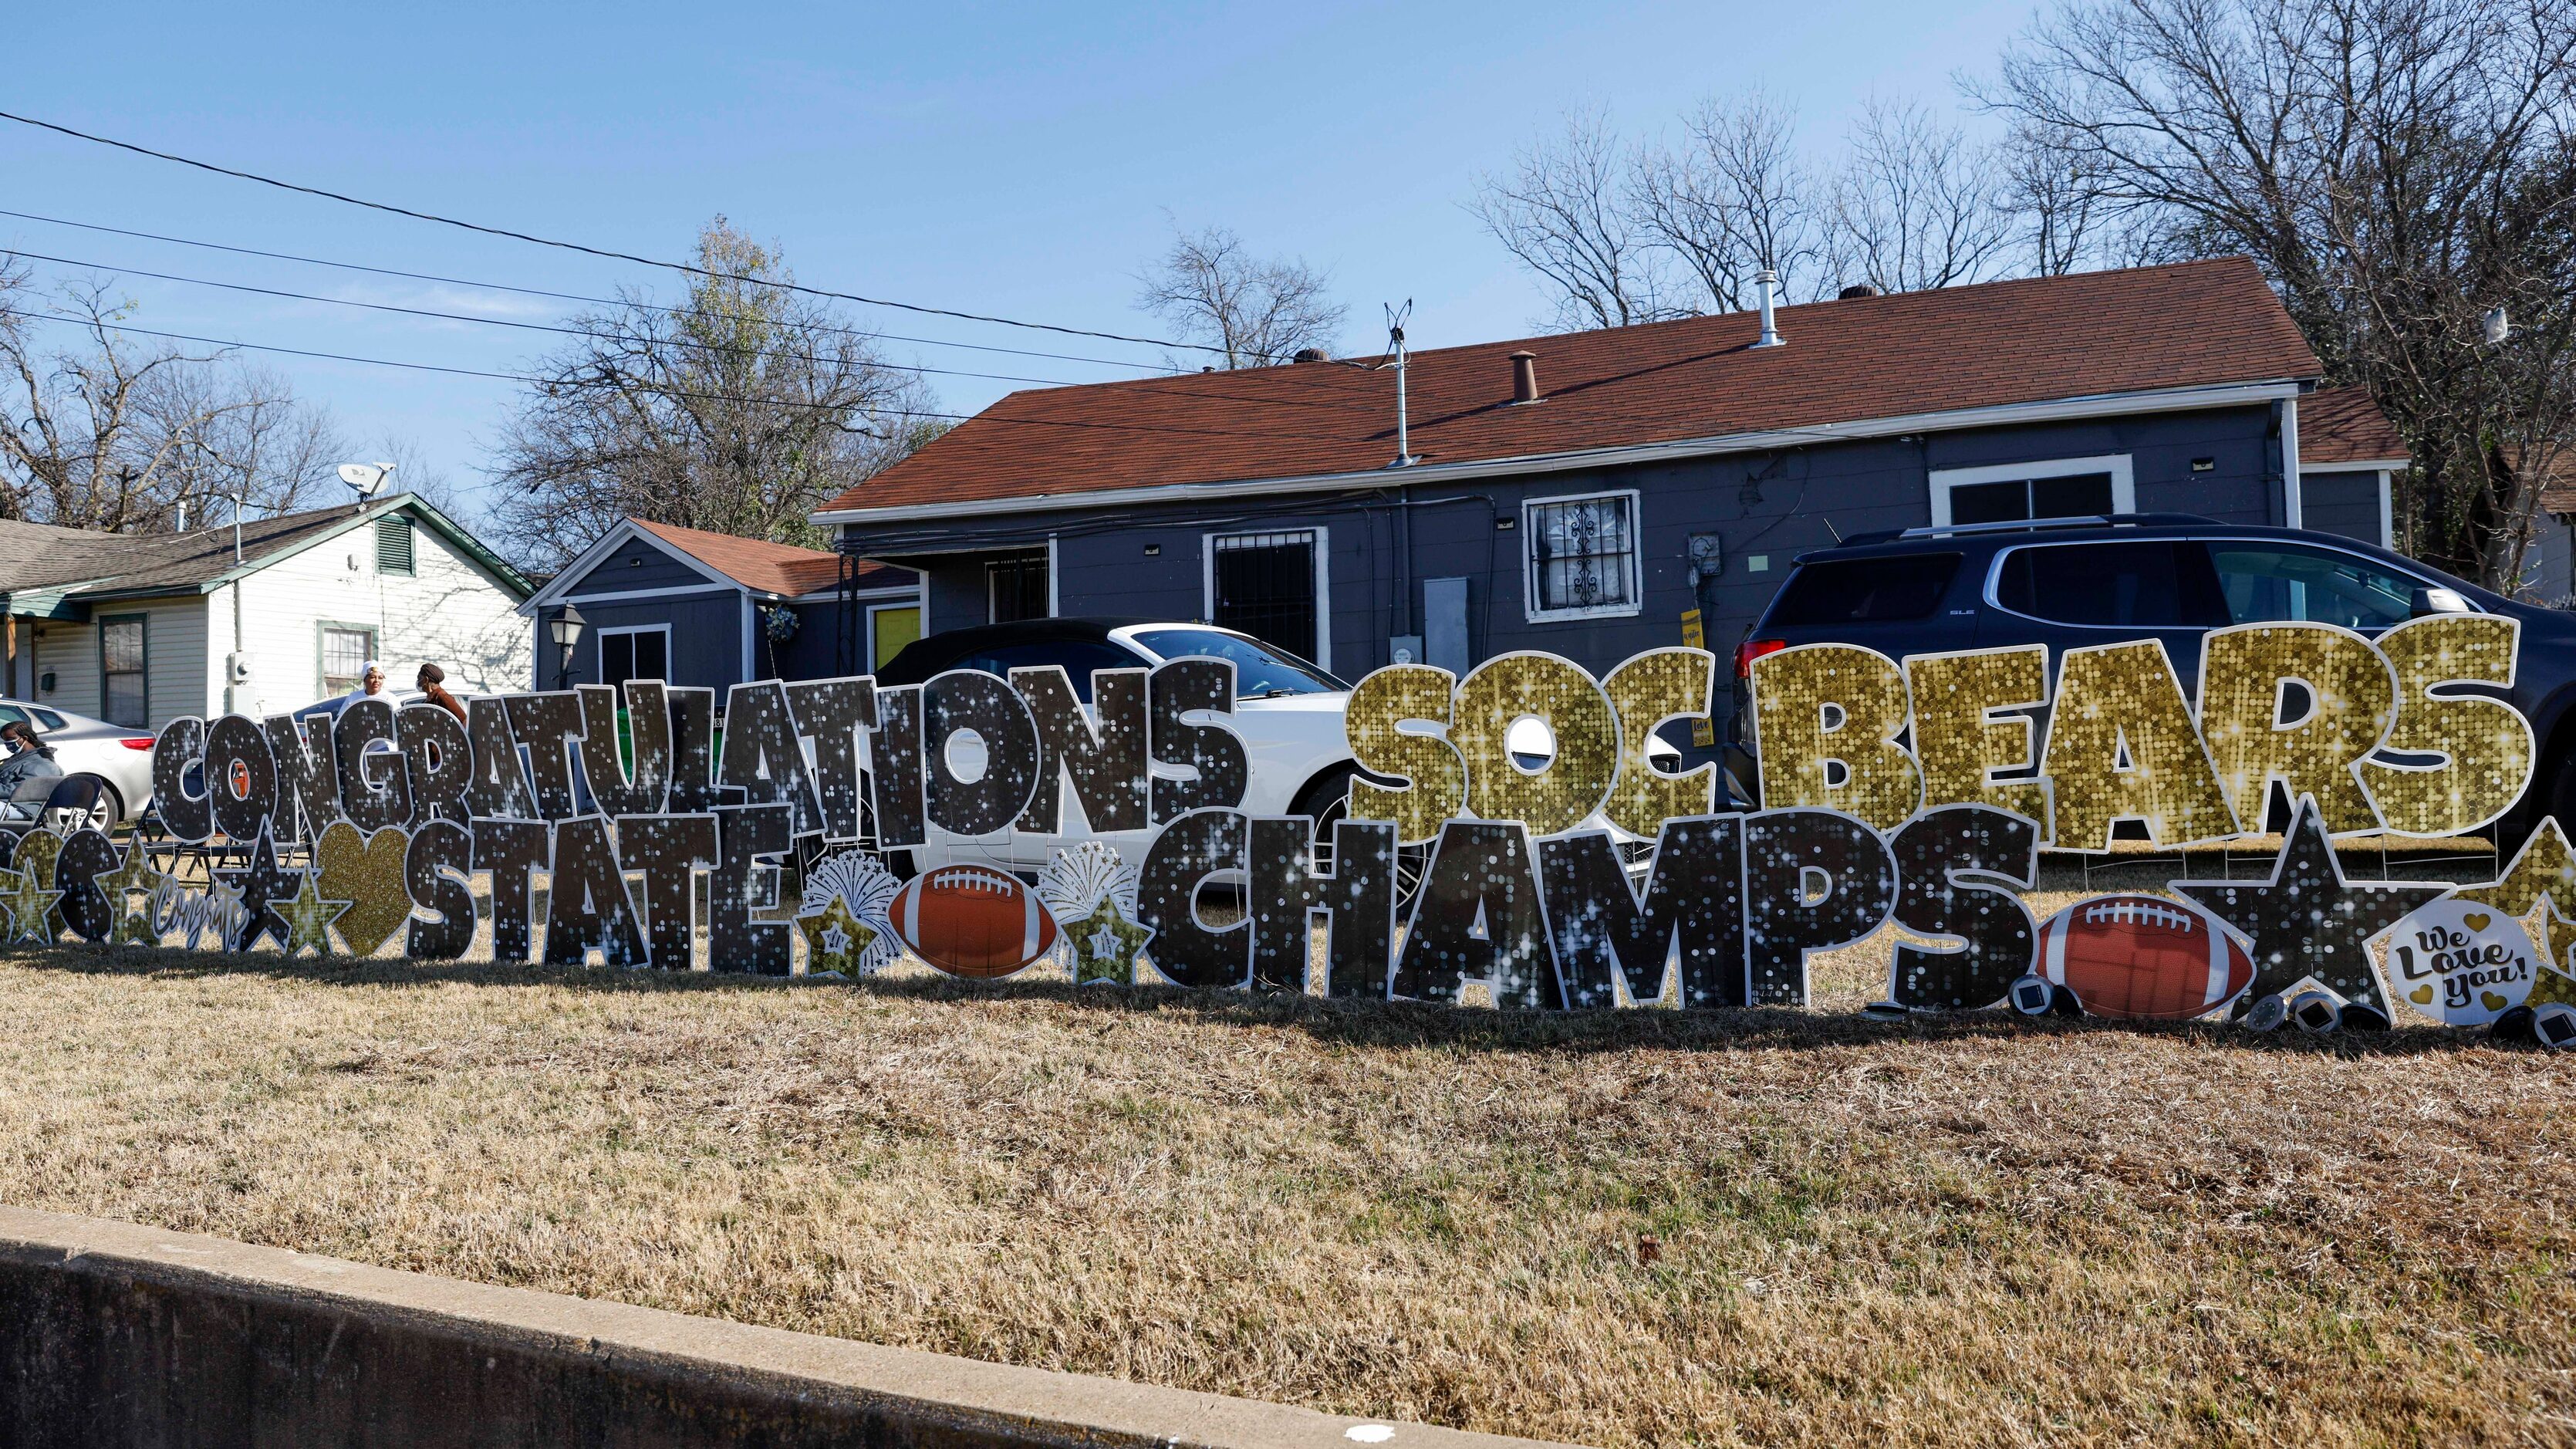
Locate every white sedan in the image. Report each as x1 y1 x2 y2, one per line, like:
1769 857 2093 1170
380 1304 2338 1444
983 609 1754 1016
0 698 155 829
869 620 1677 892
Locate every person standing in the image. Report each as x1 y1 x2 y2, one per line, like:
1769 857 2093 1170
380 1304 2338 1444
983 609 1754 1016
417 663 468 723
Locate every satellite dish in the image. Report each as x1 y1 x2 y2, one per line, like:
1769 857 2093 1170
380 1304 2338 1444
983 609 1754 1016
337 461 396 498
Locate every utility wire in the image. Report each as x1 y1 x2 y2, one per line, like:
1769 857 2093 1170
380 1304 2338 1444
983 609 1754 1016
0 205 1172 373
0 109 1273 359
1 239 1403 417
1 245 1082 389
0 305 1361 444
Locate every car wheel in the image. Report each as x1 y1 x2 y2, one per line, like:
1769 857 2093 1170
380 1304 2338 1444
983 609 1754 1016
1294 767 1429 910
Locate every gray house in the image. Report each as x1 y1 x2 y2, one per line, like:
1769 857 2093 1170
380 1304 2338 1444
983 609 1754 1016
819 259 2384 734
521 519 920 692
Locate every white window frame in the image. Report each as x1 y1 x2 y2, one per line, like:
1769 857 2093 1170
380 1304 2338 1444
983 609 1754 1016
1200 526 1332 670
1522 488 1644 623
1927 454 2135 528
597 623 674 685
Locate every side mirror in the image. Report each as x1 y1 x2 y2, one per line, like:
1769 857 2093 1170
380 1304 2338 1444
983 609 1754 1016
2409 586 2473 618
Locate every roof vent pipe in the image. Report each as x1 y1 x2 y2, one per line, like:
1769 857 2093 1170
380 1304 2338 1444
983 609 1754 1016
1509 350 1541 404
1753 269 1784 349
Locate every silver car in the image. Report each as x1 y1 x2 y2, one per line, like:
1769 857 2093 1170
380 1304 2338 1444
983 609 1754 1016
0 700 155 829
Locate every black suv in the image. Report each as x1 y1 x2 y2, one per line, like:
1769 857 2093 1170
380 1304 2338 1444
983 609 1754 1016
1723 515 2576 834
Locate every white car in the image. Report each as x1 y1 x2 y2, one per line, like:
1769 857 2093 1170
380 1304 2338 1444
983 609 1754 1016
869 620 1677 892
0 699 155 829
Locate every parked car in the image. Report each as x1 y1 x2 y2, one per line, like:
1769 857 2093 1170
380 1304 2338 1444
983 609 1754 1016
0 700 154 829
1722 513 2572 836
871 618 1680 890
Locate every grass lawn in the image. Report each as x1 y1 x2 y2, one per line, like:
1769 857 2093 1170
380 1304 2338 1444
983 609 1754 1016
0 867 2570 1445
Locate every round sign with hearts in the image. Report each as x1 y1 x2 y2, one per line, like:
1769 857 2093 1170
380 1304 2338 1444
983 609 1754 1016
2384 897 2537 1025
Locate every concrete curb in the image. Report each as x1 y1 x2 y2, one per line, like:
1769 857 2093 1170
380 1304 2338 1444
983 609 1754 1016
0 1205 1583 1447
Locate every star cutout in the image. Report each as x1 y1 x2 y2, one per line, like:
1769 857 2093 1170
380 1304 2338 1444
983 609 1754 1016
2172 796 2447 1017
2455 819 2576 965
1061 897 1154 987
0 865 61 946
2534 902 2576 1008
212 824 304 952
275 870 349 957
93 836 171 946
795 893 879 976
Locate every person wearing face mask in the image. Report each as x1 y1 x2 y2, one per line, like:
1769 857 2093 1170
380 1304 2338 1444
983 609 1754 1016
0 720 64 820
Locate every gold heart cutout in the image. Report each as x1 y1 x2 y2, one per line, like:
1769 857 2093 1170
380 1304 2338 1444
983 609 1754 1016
2463 911 2492 932
2410 985 2435 1005
314 821 414 956
2482 990 2510 1012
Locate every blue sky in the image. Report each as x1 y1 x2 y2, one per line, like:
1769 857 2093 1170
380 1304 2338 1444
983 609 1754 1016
4 1 2039 524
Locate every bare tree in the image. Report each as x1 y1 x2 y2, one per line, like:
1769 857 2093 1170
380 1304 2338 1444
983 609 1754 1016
1824 99 2014 294
1135 225 1347 367
0 259 343 533
1980 0 2576 590
1470 109 1681 330
1631 93 1826 309
491 218 934 570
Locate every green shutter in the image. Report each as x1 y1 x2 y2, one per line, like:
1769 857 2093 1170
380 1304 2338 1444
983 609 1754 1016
375 518 416 576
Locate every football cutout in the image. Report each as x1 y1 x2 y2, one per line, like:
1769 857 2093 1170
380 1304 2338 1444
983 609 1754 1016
892 863 1058 979
2034 893 2254 1021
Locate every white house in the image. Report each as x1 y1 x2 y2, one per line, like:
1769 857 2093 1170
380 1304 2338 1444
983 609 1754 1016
0 494 534 729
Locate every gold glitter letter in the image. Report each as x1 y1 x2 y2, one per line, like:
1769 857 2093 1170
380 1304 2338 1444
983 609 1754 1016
1751 644 1922 833
1904 645 2050 828
2359 614 2532 836
2197 623 2397 835
1342 664 1465 846
2040 639 2237 849
1451 653 1621 837
1600 648 1717 836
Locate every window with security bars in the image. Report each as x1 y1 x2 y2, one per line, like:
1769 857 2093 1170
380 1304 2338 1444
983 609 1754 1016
375 517 416 576
1526 494 1639 618
988 553 1049 623
1210 531 1320 660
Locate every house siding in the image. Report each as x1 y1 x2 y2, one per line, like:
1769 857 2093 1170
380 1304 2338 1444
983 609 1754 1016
545 589 744 693
842 404 2287 730
579 535 723 594
29 596 208 728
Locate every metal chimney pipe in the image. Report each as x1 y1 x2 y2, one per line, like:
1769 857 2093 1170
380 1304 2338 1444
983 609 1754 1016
1509 350 1541 404
1753 268 1784 349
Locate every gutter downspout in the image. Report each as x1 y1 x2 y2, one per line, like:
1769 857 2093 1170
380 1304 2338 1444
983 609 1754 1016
2281 395 2304 530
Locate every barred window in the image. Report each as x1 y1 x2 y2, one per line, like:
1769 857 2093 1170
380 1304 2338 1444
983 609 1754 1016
1209 529 1321 663
1525 493 1639 619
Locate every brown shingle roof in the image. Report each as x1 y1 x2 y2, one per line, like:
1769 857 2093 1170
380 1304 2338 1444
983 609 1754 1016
630 520 910 597
2301 385 2409 466
823 258 2322 517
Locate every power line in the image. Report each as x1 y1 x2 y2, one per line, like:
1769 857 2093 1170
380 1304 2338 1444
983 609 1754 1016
0 109 1270 359
1 245 1083 390
0 206 1173 373
0 237 1403 418
0 306 1361 445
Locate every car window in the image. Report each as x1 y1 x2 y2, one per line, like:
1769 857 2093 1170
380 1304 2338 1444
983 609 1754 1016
1127 627 1348 697
1993 542 2229 628
950 640 1148 703
2209 544 2422 631
30 709 62 731
1767 554 1960 625
0 707 26 729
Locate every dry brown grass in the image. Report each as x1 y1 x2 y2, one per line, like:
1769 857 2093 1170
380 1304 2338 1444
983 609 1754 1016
0 887 2571 1447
